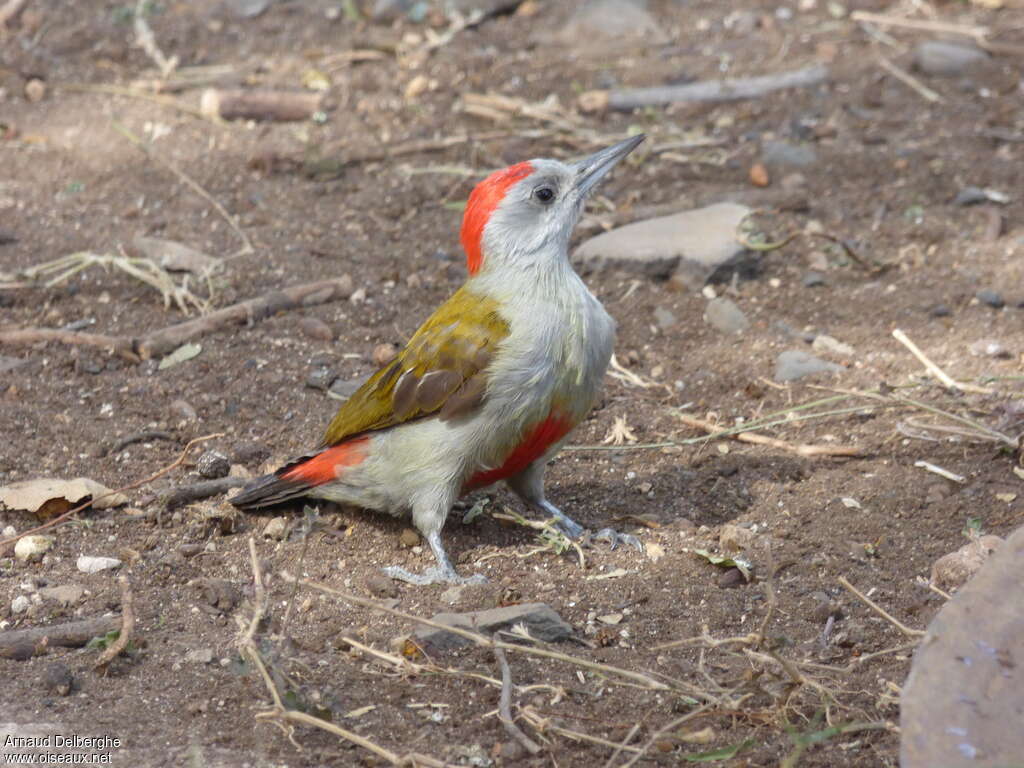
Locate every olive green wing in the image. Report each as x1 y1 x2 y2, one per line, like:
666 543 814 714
321 285 510 447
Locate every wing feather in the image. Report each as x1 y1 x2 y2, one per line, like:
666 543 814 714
320 286 509 446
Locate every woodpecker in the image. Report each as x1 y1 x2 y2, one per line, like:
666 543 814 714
231 135 645 584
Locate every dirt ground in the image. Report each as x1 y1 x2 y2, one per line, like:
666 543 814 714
2 0 1023 766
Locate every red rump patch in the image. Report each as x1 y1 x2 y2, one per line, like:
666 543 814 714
280 437 369 486
460 161 533 276
467 413 573 489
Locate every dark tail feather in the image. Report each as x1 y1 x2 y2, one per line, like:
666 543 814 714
228 472 311 509
228 449 323 509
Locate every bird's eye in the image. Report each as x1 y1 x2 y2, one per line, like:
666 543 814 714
534 186 555 204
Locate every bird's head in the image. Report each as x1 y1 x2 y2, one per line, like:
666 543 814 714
460 135 645 277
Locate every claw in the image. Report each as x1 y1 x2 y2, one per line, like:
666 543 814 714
539 500 585 539
591 527 644 552
382 565 487 586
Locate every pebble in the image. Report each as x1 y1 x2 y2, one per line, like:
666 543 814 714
703 297 749 334
717 568 746 588
38 585 85 606
953 187 1000 207
24 78 46 103
41 662 74 696
653 306 676 330
547 0 669 52
749 162 770 187
930 535 1003 592
399 528 421 548
298 317 334 342
329 376 367 399
719 523 756 552
811 334 855 358
928 303 952 318
977 289 1004 309
169 399 198 422
372 343 399 367
366 573 399 599
802 271 826 288
305 366 337 391
574 203 753 286
11 595 31 614
196 450 230 479
233 441 269 466
263 517 289 540
761 139 817 168
185 648 215 664
775 349 842 381
14 535 53 562
969 340 1010 359
913 40 988 77
76 556 122 574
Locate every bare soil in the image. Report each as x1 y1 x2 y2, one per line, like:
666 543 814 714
1 1 1023 766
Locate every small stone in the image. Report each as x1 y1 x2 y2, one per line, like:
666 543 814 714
41 663 74 696
930 535 1003 592
329 376 368 400
366 573 399 599
761 139 817 168
781 172 808 190
802 271 826 288
263 517 289 540
547 0 669 54
170 399 198 421
703 297 748 334
11 595 30 614
653 306 676 330
749 162 770 187
913 40 988 77
305 366 337 391
196 450 230 479
969 340 1010 358
811 334 855 358
38 585 85 606
298 317 334 342
775 349 842 382
976 289 1004 309
928 303 952 318
718 568 746 588
439 586 464 605
719 523 756 552
233 441 269 466
24 78 46 103
399 528 420 548
414 603 573 652
185 648 215 664
76 555 122 574
498 741 527 762
953 187 991 207
14 535 54 562
372 343 399 367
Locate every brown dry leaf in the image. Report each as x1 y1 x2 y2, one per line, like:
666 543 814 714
132 235 219 275
33 497 73 523
0 478 128 515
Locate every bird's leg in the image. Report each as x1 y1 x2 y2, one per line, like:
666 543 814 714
508 463 643 551
382 531 486 585
383 498 486 585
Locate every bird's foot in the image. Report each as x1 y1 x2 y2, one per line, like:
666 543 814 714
590 527 644 552
382 565 487 586
538 500 585 539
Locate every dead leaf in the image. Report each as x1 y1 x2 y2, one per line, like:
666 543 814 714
602 415 637 445
344 705 376 718
691 548 753 581
0 477 128 515
159 342 202 369
586 567 630 581
597 613 623 625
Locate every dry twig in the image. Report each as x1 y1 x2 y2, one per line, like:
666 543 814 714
133 0 177 78
94 574 135 675
892 328 992 394
877 56 944 104
494 643 543 755
838 576 925 638
676 412 864 458
0 615 121 659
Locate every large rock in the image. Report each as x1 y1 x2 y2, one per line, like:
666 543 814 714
414 603 574 652
901 525 1024 767
574 202 752 285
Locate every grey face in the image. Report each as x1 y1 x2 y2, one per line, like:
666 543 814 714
485 136 645 264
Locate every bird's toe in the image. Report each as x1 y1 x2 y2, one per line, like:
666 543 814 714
591 527 644 552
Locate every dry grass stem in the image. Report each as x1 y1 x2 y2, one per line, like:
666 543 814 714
838 576 926 638
676 412 864 457
133 0 177 78
877 56 944 103
892 328 991 394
